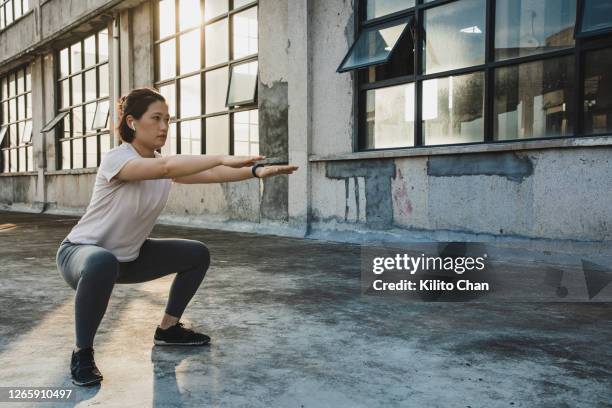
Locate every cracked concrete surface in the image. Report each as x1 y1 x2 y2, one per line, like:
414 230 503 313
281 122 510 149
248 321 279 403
0 211 611 407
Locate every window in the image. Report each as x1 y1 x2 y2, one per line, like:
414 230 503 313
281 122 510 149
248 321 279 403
577 0 612 38
53 28 111 170
0 0 30 30
155 0 259 157
0 65 33 173
343 0 612 151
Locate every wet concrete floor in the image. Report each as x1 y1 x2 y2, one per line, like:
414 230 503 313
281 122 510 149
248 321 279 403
0 211 610 407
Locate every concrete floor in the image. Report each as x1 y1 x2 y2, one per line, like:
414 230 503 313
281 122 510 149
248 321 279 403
0 211 611 408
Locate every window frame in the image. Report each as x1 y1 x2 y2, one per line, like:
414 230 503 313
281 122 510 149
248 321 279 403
154 0 259 156
0 0 31 32
575 0 612 39
54 27 111 170
0 64 34 173
352 0 612 152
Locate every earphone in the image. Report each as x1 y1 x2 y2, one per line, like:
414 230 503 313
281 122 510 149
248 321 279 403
130 123 136 131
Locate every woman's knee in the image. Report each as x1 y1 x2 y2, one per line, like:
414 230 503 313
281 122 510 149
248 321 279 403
81 251 119 283
192 241 211 272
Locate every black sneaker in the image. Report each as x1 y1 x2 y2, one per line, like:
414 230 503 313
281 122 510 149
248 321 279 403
70 348 103 386
154 322 210 346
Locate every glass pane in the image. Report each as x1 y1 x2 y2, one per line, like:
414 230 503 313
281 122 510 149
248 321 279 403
62 114 71 139
61 79 70 109
495 0 576 61
205 0 228 21
1 102 7 123
363 82 414 149
25 66 31 90
71 42 82 73
232 6 258 59
5 1 12 25
61 140 71 169
494 56 575 140
233 0 254 9
17 95 25 120
85 102 97 132
423 0 486 74
205 19 228 67
180 30 201 74
8 74 15 97
73 137 83 169
367 0 414 21
180 74 201 118
584 48 612 135
1 78 6 100
205 115 229 154
23 0 29 13
0 127 6 145
14 0 21 19
205 67 228 114
9 98 15 122
22 120 32 143
98 29 109 62
10 148 17 172
18 148 25 172
72 74 83 105
2 150 7 172
0 7 4 31
27 146 33 171
158 39 176 81
84 35 97 67
9 124 16 146
159 0 176 38
179 0 200 31
423 72 484 146
180 119 201 154
581 0 612 34
85 69 97 101
59 49 69 78
17 70 24 94
227 61 257 106
86 136 97 167
159 83 176 117
233 109 258 155
26 93 31 117
338 19 409 72
100 133 112 156
93 100 110 130
99 64 109 98
73 107 84 137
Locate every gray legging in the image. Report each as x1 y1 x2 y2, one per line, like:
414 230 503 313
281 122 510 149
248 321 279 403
56 237 210 349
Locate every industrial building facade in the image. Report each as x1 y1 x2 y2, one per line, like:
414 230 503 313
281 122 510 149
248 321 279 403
1 0 611 245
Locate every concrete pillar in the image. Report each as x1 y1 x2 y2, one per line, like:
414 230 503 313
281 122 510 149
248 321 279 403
131 1 155 88
287 0 312 234
31 55 46 209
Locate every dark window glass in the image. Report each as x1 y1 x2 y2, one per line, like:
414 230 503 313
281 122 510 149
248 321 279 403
580 0 612 36
495 0 576 61
423 71 485 146
584 47 612 135
338 18 411 72
494 56 575 140
366 0 414 21
363 82 415 149
423 0 486 74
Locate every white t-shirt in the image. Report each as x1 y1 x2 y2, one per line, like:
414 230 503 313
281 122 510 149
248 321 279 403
66 143 172 261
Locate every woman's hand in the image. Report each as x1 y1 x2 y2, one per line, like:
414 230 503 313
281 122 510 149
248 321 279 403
255 165 299 178
222 155 266 168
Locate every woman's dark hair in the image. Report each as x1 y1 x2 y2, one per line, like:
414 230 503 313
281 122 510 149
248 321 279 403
117 87 166 143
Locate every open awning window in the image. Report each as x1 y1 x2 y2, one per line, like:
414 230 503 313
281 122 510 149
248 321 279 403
337 17 413 73
576 0 612 38
21 121 33 143
226 61 258 107
92 100 110 130
41 111 69 133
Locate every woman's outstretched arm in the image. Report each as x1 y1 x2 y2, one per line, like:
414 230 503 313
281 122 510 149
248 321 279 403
115 154 265 182
172 164 299 184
